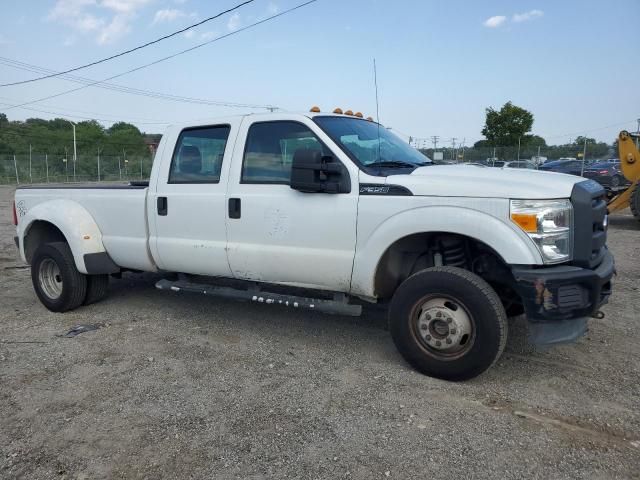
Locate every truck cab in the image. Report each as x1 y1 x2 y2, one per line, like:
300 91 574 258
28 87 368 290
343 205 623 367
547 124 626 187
13 111 615 381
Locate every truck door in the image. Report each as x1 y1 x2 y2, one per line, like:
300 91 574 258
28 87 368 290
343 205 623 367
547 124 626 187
225 117 359 292
149 123 236 276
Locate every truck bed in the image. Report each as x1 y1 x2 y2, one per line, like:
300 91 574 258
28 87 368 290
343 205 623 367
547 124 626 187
15 183 155 271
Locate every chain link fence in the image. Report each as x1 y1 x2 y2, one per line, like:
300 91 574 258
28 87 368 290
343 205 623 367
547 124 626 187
416 143 615 167
0 152 155 185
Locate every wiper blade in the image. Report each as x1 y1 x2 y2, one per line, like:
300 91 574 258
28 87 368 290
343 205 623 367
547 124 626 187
369 160 429 168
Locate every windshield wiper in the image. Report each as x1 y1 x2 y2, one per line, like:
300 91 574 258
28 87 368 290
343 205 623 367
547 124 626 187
369 160 429 168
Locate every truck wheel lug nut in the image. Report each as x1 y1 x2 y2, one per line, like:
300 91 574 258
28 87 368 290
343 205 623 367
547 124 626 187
420 324 428 330
450 329 456 335
435 340 441 347
425 335 431 341
446 338 452 344
436 312 442 318
446 318 452 324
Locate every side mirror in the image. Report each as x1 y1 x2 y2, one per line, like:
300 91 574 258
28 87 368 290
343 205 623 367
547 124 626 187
290 149 350 193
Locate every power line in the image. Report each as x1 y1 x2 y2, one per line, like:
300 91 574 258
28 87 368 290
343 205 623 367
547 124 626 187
0 0 257 87
1 0 317 112
0 100 170 125
540 120 638 141
0 57 275 110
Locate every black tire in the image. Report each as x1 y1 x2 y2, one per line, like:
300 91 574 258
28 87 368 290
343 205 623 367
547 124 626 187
610 175 621 188
630 184 640 221
389 266 508 381
83 274 109 305
31 242 87 313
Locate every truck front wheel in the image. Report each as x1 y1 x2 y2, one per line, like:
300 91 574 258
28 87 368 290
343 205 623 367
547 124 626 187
31 242 87 313
389 267 508 381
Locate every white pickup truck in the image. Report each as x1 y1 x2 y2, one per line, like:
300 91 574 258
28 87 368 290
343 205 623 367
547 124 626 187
12 111 614 380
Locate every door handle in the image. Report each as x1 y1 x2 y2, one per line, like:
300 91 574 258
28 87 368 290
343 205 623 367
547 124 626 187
157 196 168 216
228 198 241 219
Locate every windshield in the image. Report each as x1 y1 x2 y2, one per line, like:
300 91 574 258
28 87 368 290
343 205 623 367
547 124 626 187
314 116 431 167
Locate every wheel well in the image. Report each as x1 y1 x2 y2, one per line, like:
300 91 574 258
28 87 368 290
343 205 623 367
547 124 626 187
24 221 67 264
374 232 524 315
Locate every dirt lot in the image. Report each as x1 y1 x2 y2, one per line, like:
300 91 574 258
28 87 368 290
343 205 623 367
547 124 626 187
1 185 639 479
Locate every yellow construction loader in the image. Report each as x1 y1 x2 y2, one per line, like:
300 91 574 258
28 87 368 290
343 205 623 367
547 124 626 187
608 131 640 220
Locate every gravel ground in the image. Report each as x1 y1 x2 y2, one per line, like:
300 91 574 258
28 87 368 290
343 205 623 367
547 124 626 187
1 184 639 479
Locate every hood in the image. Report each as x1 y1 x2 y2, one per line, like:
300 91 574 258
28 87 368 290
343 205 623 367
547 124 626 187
386 165 585 199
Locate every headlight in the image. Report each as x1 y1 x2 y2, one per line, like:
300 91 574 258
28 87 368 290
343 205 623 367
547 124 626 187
510 199 573 264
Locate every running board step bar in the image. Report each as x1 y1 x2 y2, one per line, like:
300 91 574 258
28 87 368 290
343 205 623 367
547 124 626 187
155 279 363 317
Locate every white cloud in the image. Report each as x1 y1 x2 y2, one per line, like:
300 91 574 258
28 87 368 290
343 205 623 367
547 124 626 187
483 15 507 28
183 29 195 39
101 0 152 14
97 13 132 44
47 0 153 45
48 0 105 32
227 13 240 31
153 8 187 24
267 2 279 15
513 9 544 23
200 31 217 41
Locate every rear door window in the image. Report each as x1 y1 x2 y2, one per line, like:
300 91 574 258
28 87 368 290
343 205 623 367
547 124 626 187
169 125 230 183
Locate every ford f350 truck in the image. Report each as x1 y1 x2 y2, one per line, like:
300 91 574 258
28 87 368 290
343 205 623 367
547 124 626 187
12 111 614 380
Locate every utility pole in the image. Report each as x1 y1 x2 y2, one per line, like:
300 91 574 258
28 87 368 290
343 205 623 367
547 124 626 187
29 144 32 183
97 147 101 182
451 138 457 162
517 136 521 161
64 147 69 182
45 153 49 183
431 135 439 151
65 120 77 182
13 154 19 184
123 149 128 179
118 155 122 180
581 137 587 176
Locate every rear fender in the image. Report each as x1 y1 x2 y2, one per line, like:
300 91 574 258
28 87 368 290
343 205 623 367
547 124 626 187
18 199 111 274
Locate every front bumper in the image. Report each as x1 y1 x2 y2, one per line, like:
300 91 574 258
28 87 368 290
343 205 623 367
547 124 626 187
511 249 615 345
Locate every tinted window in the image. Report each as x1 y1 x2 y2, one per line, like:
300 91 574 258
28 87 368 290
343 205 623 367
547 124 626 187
169 125 230 183
242 121 330 183
314 116 431 167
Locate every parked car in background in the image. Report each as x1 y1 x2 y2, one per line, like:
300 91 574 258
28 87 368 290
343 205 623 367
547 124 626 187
539 159 583 176
531 156 547 166
583 161 629 188
503 160 536 169
490 160 536 169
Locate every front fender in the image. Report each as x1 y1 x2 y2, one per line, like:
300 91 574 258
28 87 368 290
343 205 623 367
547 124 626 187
350 205 542 298
19 199 108 274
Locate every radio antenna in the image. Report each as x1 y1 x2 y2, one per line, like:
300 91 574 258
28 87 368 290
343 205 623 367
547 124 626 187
373 58 381 162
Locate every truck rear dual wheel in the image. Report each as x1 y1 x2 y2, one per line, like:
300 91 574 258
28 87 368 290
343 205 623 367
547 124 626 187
31 242 109 312
389 267 508 381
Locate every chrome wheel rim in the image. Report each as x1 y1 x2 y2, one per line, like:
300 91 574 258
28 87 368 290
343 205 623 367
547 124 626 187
412 296 475 359
39 258 63 300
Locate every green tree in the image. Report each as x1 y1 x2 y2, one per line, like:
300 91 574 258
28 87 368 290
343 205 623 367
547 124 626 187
481 101 534 146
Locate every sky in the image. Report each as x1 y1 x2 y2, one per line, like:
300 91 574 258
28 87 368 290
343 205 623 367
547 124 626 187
0 0 638 145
